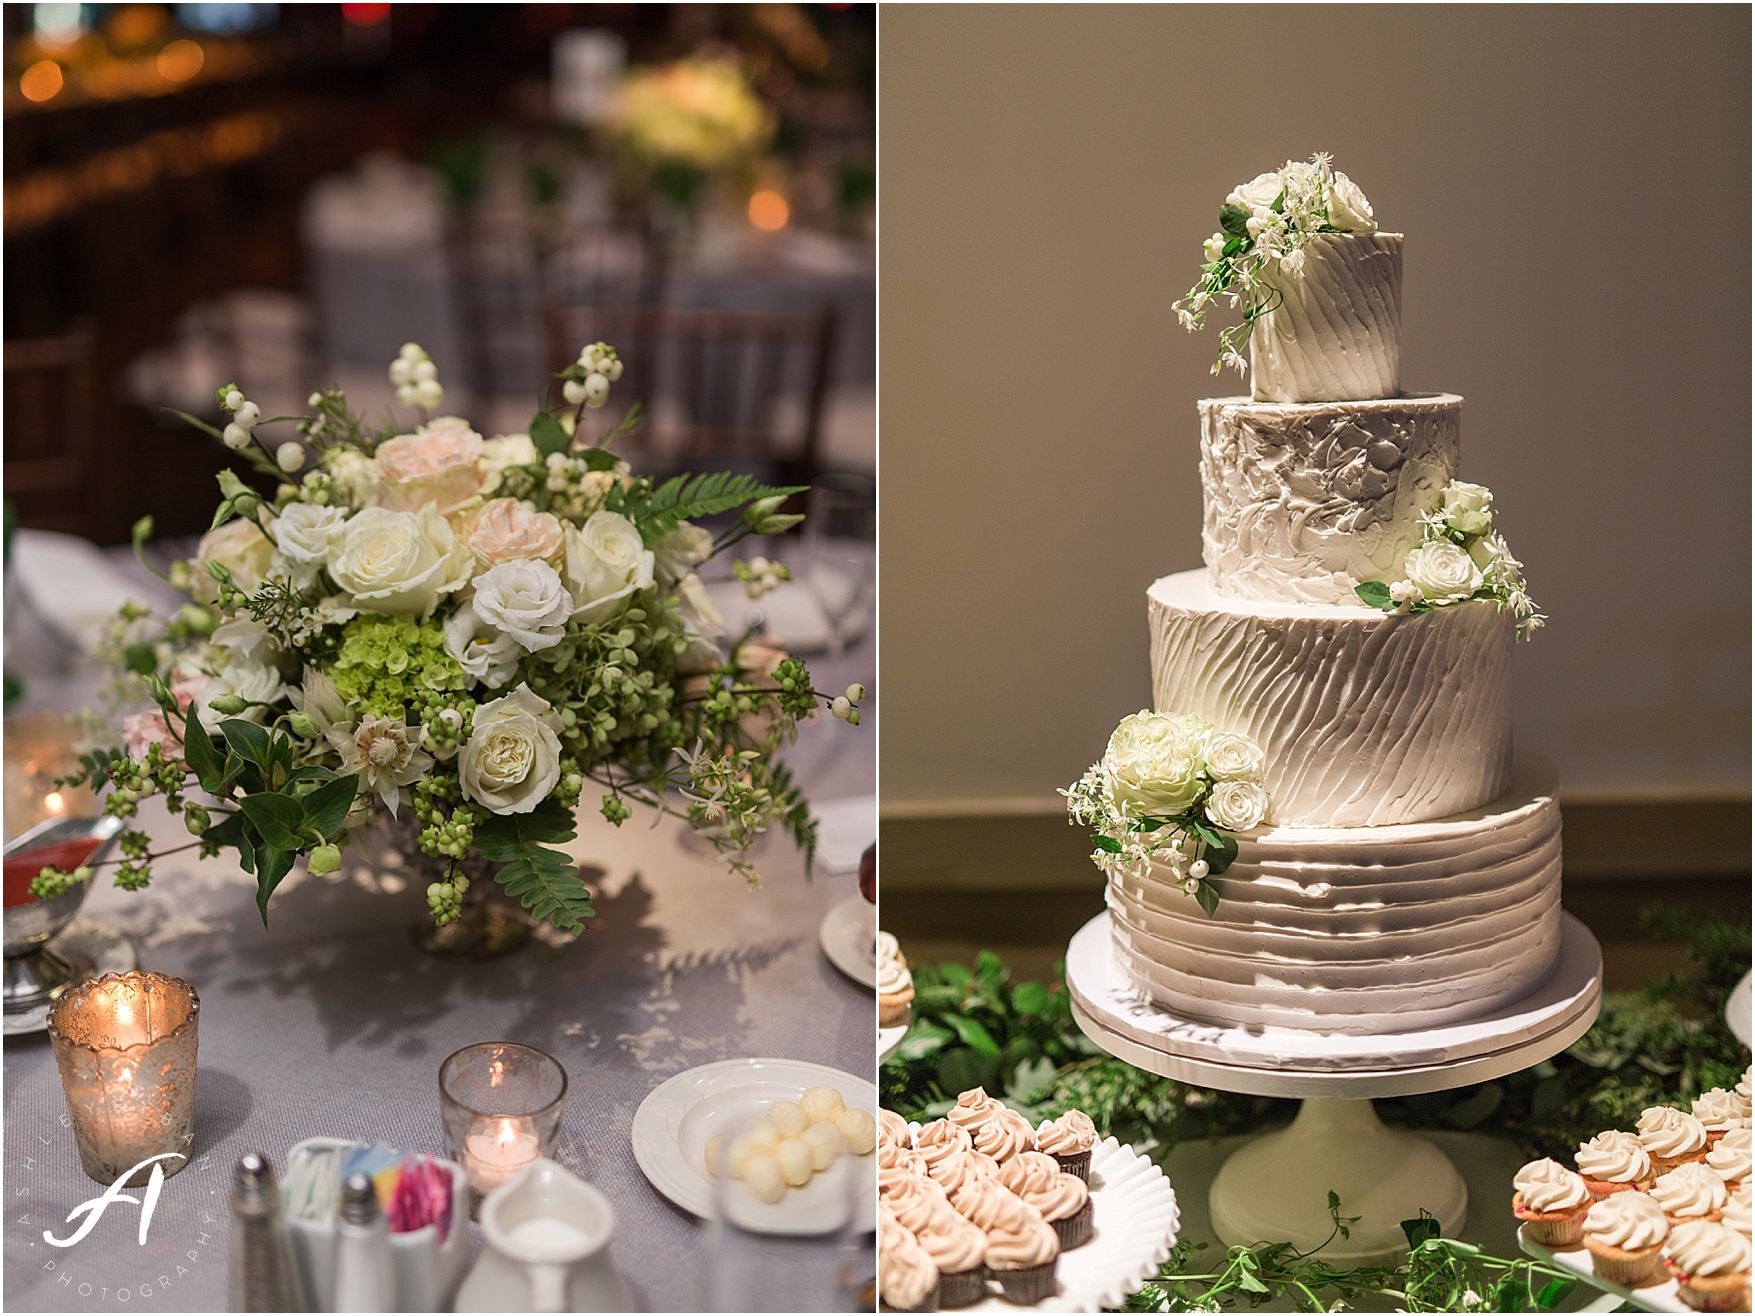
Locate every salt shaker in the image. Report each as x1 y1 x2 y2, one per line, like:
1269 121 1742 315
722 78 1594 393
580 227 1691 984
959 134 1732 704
228 1152 308 1312
334 1171 394 1312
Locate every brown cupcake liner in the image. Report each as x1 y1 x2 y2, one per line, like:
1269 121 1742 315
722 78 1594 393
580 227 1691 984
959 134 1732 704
1050 1149 1092 1182
935 1267 987 1309
994 1260 1058 1305
1051 1200 1094 1250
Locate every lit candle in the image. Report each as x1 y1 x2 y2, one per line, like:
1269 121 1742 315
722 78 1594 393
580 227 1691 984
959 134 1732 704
462 1116 540 1194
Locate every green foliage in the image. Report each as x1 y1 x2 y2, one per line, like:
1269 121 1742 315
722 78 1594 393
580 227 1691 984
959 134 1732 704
529 410 571 458
331 617 469 721
1354 580 1393 610
474 799 596 934
615 472 806 546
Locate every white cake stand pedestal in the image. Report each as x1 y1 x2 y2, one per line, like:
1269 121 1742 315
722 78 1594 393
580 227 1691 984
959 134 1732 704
1064 910 1603 1265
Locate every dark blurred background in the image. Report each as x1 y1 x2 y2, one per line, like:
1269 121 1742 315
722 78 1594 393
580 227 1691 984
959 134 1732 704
5 2 876 544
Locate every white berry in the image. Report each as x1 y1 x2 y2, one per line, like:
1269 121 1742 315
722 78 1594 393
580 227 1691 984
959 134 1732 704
234 401 260 428
583 373 609 407
414 379 443 409
276 442 305 473
222 423 250 450
563 379 587 405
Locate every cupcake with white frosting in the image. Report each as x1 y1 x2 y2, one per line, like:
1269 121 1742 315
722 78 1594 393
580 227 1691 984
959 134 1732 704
1650 1163 1729 1226
1694 1088 1752 1148
1577 1130 1656 1198
1511 1157 1592 1247
878 1205 942 1312
1707 1126 1751 1192
1639 1105 1711 1173
877 931 915 1027
1583 1191 1670 1286
1723 1181 1751 1237
1663 1219 1751 1312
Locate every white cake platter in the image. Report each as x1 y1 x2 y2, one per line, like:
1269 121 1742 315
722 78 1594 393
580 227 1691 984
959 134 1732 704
1727 971 1751 1046
1518 1226 1687 1314
630 1057 877 1234
819 892 877 988
1065 910 1604 1263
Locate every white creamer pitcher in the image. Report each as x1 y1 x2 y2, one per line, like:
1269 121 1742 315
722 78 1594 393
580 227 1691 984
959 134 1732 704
456 1159 632 1313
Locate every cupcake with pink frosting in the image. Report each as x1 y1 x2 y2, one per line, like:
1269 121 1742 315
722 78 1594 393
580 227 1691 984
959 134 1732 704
878 1204 941 1312
878 1108 912 1151
1001 1150 1094 1249
972 1109 1036 1166
912 1204 988 1309
955 1179 1060 1304
945 1088 1005 1138
1576 1130 1655 1198
1035 1109 1098 1181
1511 1158 1592 1247
1662 1219 1751 1312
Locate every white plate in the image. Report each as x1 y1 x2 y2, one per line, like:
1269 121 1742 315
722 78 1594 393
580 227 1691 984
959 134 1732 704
1519 1226 1687 1313
878 1025 909 1065
899 1131 1180 1313
631 1058 878 1234
820 893 877 988
1727 971 1751 1046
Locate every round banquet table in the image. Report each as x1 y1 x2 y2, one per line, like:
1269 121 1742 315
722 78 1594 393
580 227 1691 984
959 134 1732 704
2 542 876 1313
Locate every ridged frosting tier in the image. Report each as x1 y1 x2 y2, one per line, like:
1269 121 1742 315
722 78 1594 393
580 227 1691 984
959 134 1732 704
1200 393 1461 605
1148 569 1513 827
1249 232 1403 402
1106 753 1563 1035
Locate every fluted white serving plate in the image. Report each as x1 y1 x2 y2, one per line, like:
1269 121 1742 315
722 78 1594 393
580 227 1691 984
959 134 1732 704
903 1129 1180 1312
820 892 878 988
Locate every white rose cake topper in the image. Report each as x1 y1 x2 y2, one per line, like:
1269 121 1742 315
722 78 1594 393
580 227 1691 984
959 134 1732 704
1062 711 1269 917
30 336 869 936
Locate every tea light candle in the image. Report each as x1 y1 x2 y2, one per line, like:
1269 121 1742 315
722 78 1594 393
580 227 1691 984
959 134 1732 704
47 971 200 1185
462 1116 541 1194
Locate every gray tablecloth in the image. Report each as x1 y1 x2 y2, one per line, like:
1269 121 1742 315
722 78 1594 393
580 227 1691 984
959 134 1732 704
3 549 876 1313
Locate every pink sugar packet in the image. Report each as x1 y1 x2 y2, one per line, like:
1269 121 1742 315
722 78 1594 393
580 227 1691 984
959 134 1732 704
387 1155 453 1238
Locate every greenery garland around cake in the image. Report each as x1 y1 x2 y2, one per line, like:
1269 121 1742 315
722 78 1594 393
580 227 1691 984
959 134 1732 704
1172 152 1378 378
1354 479 1546 640
1062 711 1268 917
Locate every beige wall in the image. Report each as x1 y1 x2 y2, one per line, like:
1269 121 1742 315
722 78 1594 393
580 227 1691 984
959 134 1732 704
879 4 1750 815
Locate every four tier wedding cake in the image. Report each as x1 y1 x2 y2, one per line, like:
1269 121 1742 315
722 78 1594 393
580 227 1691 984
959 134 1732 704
1068 156 1555 1037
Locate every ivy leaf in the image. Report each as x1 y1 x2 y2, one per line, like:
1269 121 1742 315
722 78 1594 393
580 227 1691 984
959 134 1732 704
220 718 272 768
254 846 294 926
945 1014 1002 1058
475 801 595 933
579 447 621 472
1011 982 1052 1016
203 812 247 848
238 792 308 852
1535 1277 1574 1310
182 706 227 795
529 410 571 458
1194 881 1221 919
1203 830 1240 876
1219 202 1251 238
302 774 361 840
1007 1054 1059 1104
1354 580 1394 611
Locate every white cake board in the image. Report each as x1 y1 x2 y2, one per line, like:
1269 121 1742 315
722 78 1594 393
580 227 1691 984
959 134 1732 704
1065 910 1603 1264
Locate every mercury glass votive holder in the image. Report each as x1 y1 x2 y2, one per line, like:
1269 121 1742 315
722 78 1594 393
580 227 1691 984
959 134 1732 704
439 1042 567 1205
47 971 200 1186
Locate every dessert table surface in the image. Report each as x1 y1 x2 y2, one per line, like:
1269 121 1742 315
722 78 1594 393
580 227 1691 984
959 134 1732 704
2 543 876 1313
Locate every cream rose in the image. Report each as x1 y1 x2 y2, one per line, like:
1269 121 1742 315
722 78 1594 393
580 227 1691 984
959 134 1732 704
1206 779 1268 831
271 503 347 589
329 506 473 618
654 521 715 585
673 572 726 673
1225 170 1282 212
470 559 573 652
192 516 275 604
1403 540 1483 604
374 417 485 514
479 433 540 496
465 498 565 567
1103 711 1210 815
443 602 522 690
458 683 564 815
1326 170 1376 232
1204 731 1265 782
1441 480 1494 537
564 510 655 624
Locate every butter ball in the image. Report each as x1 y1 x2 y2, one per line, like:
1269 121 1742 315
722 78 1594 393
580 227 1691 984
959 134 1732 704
775 1137 814 1187
705 1134 728 1176
726 1134 762 1178
739 1117 780 1152
769 1100 809 1138
836 1108 877 1155
801 1121 847 1170
743 1154 786 1204
801 1086 846 1124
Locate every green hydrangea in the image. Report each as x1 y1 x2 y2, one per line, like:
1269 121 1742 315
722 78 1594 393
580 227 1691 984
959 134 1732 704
332 616 468 720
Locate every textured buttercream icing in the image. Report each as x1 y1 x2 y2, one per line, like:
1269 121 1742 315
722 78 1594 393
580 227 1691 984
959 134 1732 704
1577 1131 1653 1186
1515 1159 1591 1213
878 1207 940 1310
1149 570 1513 828
1708 1127 1751 1184
1106 752 1562 1034
1200 393 1459 606
1249 232 1403 403
1695 1088 1753 1133
1651 1164 1728 1220
1640 1106 1709 1163
1665 1220 1750 1277
1584 1192 1669 1250
1035 1111 1097 1157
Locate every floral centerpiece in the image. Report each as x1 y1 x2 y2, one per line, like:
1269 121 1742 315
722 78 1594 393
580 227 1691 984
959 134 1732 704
1063 712 1269 917
609 55 773 218
32 341 864 935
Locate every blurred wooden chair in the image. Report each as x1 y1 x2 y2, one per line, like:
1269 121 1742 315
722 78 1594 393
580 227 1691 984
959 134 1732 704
545 302 836 490
5 322 97 537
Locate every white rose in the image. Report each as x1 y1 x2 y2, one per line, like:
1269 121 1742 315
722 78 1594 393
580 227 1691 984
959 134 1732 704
673 572 725 673
323 448 380 506
271 502 347 588
197 662 289 733
479 433 541 496
654 521 715 586
470 559 573 652
1225 170 1282 212
1441 480 1494 537
563 510 655 624
1204 731 1265 783
1103 711 1211 815
458 683 564 815
211 616 278 667
443 602 522 690
1404 540 1484 604
1325 170 1376 232
1205 779 1269 831
328 506 474 618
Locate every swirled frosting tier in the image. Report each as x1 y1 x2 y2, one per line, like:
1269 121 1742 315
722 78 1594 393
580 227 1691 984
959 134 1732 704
1248 232 1403 403
1148 570 1512 827
1105 753 1563 1035
1200 393 1460 605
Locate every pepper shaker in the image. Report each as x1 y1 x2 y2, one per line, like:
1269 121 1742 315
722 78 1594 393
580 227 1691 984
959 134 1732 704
228 1152 307 1312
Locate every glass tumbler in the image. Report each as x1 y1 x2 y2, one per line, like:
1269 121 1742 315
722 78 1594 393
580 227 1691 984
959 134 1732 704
47 970 200 1185
439 1041 568 1208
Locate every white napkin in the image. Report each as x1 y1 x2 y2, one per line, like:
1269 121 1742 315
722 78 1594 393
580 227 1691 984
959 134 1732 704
808 794 876 875
11 531 155 653
705 578 833 653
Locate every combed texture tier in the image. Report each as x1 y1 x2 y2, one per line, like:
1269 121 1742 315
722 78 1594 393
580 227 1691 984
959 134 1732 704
1201 392 1461 606
1106 753 1563 1036
1248 232 1403 403
1149 570 1512 827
